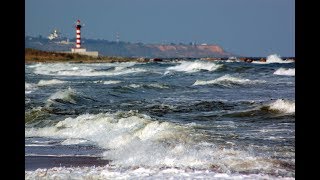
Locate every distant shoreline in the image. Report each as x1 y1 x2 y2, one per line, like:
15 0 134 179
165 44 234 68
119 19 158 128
25 48 295 64
25 48 146 64
25 59 141 64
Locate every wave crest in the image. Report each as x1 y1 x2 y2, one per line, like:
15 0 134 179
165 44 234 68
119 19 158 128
37 79 67 86
25 82 37 94
31 63 146 77
273 68 295 76
25 111 290 173
127 83 169 89
266 99 295 113
47 87 78 104
166 61 222 73
25 166 293 180
193 75 265 87
252 54 294 64
93 80 122 85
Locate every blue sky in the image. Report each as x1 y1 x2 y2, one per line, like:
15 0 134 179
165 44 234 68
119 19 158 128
25 0 295 57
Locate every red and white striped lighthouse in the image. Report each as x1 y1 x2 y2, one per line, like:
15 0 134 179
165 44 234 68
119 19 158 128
75 20 82 48
70 19 98 57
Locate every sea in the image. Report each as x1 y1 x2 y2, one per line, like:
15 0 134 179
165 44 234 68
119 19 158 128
25 54 295 179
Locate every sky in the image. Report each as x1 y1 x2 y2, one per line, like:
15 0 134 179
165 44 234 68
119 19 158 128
25 0 295 57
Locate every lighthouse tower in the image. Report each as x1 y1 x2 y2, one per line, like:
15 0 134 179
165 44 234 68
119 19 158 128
75 20 82 48
69 19 99 57
71 20 86 53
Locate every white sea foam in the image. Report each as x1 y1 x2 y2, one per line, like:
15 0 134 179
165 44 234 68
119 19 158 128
25 154 97 157
47 87 78 104
193 75 265 86
37 79 67 86
268 99 295 113
25 82 37 94
128 83 169 89
149 83 169 89
103 81 121 85
27 63 43 68
225 59 242 63
25 166 294 180
61 138 90 145
273 68 295 76
252 54 294 64
94 80 122 85
31 62 146 76
57 67 146 76
166 60 222 73
128 84 141 88
25 111 291 174
25 144 55 147
25 98 31 104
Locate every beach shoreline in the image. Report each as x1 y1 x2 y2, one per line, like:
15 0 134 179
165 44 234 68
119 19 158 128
25 48 147 64
25 156 110 171
25 48 295 64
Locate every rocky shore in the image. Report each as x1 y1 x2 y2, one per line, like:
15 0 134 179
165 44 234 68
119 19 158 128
25 48 145 63
25 48 295 64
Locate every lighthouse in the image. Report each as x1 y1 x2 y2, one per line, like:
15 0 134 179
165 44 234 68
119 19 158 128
71 19 86 53
70 19 99 57
75 20 82 48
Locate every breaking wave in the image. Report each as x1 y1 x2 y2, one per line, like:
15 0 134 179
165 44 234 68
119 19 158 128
252 54 294 64
25 111 292 174
166 61 223 73
25 166 293 180
193 75 265 87
273 68 295 76
93 80 122 85
31 63 146 76
47 87 78 104
37 79 67 86
265 99 295 114
128 83 169 89
25 82 37 94
25 107 50 124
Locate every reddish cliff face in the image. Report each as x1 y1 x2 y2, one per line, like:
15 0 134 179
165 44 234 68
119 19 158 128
147 44 230 58
157 45 178 51
196 45 224 54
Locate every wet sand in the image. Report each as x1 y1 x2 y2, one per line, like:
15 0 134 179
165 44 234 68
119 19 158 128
25 155 110 171
25 137 110 171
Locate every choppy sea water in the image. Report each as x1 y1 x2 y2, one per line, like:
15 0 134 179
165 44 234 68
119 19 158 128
25 55 295 179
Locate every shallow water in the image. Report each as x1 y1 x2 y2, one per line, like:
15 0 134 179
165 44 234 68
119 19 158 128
25 58 295 179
